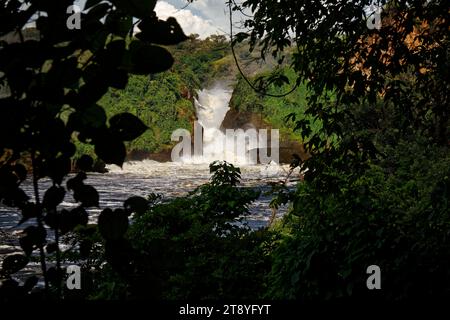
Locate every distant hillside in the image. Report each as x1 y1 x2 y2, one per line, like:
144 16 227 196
66 33 309 162
89 35 236 159
1 29 310 162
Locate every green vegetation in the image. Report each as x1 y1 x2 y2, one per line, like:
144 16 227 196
230 68 323 142
47 162 271 300
91 34 313 159
99 72 195 153
1 0 449 304
75 35 232 157
110 162 270 299
268 134 450 301
0 0 195 299
235 0 450 301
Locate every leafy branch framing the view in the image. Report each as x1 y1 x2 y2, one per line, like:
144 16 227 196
0 0 188 299
0 0 449 303
232 0 449 156
227 0 301 98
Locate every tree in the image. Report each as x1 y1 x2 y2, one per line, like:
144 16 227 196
230 0 450 300
0 0 187 299
232 0 448 154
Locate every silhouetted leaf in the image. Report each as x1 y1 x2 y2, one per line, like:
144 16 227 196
0 167 18 188
102 39 126 67
110 112 148 141
62 142 77 158
105 11 133 37
110 0 157 19
82 63 102 85
46 242 58 254
43 186 66 210
128 41 174 74
59 207 89 234
77 83 110 106
23 276 38 292
98 208 129 240
108 68 129 89
94 137 126 167
57 209 71 234
19 226 46 256
1 254 29 275
73 104 108 132
73 184 99 207
124 196 149 216
104 238 134 274
79 240 92 258
136 17 188 45
0 279 21 299
46 57 82 89
67 171 86 188
86 2 111 21
232 32 249 46
19 202 40 225
47 157 71 185
46 267 63 286
1 187 29 208
76 155 94 172
44 210 59 229
13 164 27 182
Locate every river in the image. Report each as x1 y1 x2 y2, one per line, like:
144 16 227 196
0 161 299 268
0 84 300 278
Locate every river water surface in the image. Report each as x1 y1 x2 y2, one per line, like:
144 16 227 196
0 161 300 263
0 84 300 281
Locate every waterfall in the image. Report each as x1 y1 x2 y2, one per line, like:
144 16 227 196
174 84 280 177
183 85 259 165
193 86 233 163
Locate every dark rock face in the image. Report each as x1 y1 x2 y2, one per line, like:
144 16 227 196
221 109 309 164
220 109 266 131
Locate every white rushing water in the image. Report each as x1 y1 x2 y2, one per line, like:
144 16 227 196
182 85 264 165
0 161 297 232
194 86 233 163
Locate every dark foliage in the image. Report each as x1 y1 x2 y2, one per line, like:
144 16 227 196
0 0 449 303
0 0 187 300
232 0 450 301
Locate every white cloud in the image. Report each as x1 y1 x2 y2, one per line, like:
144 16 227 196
186 0 230 31
78 0 246 38
188 0 251 32
155 1 223 38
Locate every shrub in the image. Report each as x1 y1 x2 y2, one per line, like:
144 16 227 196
91 161 274 299
268 135 450 301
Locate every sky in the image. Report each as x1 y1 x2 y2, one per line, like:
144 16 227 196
73 0 245 39
154 0 232 38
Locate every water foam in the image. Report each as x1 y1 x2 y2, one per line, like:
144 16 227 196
183 85 261 165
